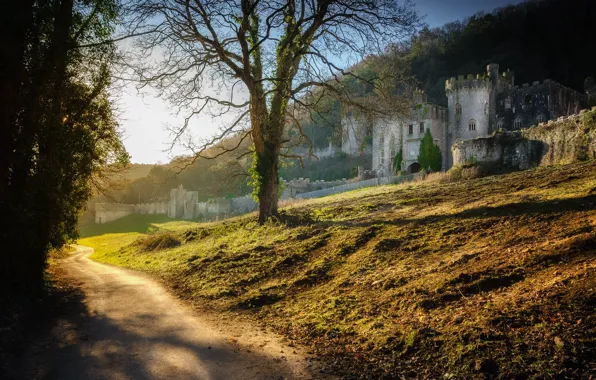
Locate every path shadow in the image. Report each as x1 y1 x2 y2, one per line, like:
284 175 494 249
10 278 308 380
325 194 596 228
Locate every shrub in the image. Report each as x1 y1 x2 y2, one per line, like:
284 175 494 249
137 232 181 251
392 147 403 174
418 129 442 172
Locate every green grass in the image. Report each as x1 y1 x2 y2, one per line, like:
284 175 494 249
80 233 143 257
81 161 596 378
78 213 199 238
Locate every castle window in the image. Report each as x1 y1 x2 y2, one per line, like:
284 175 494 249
469 119 477 131
419 122 424 133
497 120 505 130
484 103 489 115
456 103 462 115
408 124 413 135
536 114 546 123
514 118 522 129
524 94 532 105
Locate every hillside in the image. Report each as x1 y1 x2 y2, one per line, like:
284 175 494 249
83 161 596 378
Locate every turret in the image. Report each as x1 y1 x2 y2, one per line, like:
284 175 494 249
487 63 499 86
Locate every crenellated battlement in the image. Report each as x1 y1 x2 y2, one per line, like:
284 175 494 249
445 74 491 92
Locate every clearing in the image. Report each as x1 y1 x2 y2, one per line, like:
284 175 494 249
81 161 596 379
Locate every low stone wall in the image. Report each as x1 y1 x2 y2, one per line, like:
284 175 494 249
296 173 421 199
94 202 167 224
95 203 135 224
452 107 596 170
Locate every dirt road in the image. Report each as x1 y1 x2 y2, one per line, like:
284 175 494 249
23 246 328 380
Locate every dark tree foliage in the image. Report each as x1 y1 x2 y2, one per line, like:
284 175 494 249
417 129 442 172
0 0 128 295
392 147 403 174
290 0 596 154
409 0 596 105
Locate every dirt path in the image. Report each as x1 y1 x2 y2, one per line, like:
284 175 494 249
23 246 330 380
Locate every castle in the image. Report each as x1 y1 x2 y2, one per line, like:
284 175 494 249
341 64 587 174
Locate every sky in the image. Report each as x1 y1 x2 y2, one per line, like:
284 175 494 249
118 0 524 164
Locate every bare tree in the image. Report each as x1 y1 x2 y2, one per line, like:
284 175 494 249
123 0 420 223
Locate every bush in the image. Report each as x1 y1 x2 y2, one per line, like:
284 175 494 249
392 148 403 174
137 232 181 251
448 161 502 180
418 130 442 172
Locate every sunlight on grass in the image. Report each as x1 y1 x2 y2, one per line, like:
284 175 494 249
83 161 596 378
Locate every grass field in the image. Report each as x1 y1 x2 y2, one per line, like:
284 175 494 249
81 161 596 379
78 213 200 238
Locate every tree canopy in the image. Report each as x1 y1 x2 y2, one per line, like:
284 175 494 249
122 0 421 223
0 0 128 295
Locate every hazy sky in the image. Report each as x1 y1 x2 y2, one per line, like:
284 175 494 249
119 0 524 164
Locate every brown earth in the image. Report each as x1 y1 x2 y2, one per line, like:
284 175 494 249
9 246 335 380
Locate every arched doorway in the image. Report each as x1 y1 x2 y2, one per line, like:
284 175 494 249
407 162 421 174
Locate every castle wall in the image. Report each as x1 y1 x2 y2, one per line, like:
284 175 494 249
452 107 596 170
446 81 492 168
94 202 167 224
341 114 368 155
168 186 199 219
372 118 402 176
370 104 447 174
496 80 585 131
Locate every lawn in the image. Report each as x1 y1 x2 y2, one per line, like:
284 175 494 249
78 213 200 238
82 161 596 379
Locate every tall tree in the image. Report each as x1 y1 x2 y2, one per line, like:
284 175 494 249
0 0 128 295
417 129 441 172
125 0 420 223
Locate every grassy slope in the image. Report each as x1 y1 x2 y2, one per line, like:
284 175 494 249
85 161 596 379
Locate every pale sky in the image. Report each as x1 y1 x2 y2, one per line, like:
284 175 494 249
118 0 524 164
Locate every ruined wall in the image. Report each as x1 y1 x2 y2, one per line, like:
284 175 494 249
496 80 585 131
452 107 596 170
341 114 371 155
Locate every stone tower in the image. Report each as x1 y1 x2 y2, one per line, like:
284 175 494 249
444 63 508 167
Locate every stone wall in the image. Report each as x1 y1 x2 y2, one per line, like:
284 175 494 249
452 107 596 170
94 202 167 224
168 185 198 219
496 79 585 132
281 177 349 199
295 173 422 199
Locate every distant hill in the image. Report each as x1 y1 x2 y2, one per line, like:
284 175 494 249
119 163 157 182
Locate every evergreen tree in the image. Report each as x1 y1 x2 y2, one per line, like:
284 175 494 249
0 0 128 295
418 130 442 172
392 147 403 174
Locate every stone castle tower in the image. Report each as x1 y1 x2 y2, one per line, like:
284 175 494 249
341 62 586 174
445 64 515 167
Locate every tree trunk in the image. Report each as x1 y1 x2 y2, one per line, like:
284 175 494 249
256 140 279 224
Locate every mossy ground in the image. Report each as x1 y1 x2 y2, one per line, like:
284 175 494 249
83 161 596 379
